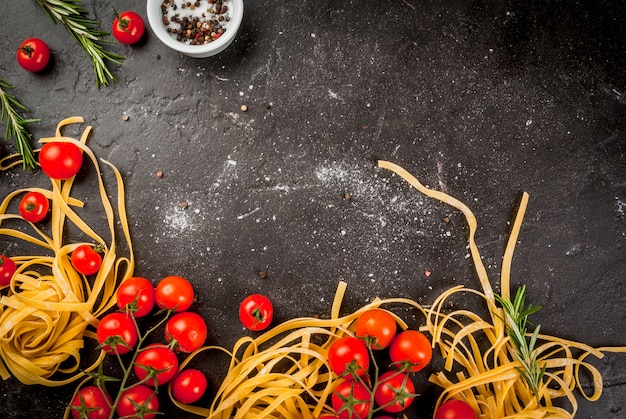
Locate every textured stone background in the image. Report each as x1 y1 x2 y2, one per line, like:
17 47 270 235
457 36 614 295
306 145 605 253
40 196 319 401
1 0 625 417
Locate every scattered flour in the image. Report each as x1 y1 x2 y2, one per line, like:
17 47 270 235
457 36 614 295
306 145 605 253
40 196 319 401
151 158 455 278
163 205 196 236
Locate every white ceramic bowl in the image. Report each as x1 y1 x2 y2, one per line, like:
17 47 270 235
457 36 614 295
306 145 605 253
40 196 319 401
146 0 243 58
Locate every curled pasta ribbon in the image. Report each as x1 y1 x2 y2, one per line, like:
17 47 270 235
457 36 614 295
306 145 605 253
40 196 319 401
171 281 424 419
0 117 134 386
378 160 626 418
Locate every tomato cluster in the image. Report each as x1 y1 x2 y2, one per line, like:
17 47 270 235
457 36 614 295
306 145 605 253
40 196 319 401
322 309 432 419
71 275 209 419
320 308 477 419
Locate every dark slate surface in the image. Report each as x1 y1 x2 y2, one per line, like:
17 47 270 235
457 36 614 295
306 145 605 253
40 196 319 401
1 0 625 418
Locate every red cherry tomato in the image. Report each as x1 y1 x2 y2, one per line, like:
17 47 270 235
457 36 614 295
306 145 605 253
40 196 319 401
317 416 339 419
116 384 159 419
96 312 139 355
434 399 478 419
70 385 113 419
355 308 397 350
71 244 103 275
112 11 145 45
16 37 50 72
116 276 156 317
389 329 432 372
239 293 274 331
38 141 83 179
0 255 17 287
18 191 49 223
327 336 370 378
155 275 194 312
331 379 371 419
171 368 208 404
373 371 416 413
165 311 207 353
134 343 179 386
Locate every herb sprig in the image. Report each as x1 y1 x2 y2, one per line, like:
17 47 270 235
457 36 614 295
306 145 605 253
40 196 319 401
0 77 38 170
495 286 547 400
36 0 125 87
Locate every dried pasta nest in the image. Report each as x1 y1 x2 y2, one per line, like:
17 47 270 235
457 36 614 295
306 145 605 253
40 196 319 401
0 117 134 385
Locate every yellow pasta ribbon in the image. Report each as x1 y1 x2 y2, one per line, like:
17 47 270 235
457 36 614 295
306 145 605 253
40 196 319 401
0 117 134 385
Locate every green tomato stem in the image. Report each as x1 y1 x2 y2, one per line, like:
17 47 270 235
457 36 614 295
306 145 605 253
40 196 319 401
106 310 173 419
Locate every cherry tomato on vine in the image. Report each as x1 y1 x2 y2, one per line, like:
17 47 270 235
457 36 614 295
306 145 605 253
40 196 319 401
373 371 416 413
171 368 208 404
239 293 273 331
434 399 478 419
116 384 159 419
317 416 339 419
155 275 194 312
134 343 179 386
355 308 397 350
331 379 371 419
18 191 49 223
389 329 432 372
16 37 50 72
112 11 145 45
327 336 370 378
71 244 103 275
116 276 155 317
165 311 207 353
96 312 138 355
70 385 113 419
38 141 83 179
0 255 17 287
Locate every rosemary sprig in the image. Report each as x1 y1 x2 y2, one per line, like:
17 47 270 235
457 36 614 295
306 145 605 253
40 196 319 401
495 286 547 400
0 77 38 170
36 0 125 87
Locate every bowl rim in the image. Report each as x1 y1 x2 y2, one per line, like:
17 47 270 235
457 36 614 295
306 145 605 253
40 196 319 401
146 0 244 55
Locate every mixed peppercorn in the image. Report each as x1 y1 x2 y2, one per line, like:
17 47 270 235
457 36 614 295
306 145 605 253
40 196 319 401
161 0 231 45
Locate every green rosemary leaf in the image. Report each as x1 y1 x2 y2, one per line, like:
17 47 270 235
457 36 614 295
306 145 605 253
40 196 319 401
36 0 125 87
0 77 38 170
495 286 546 400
